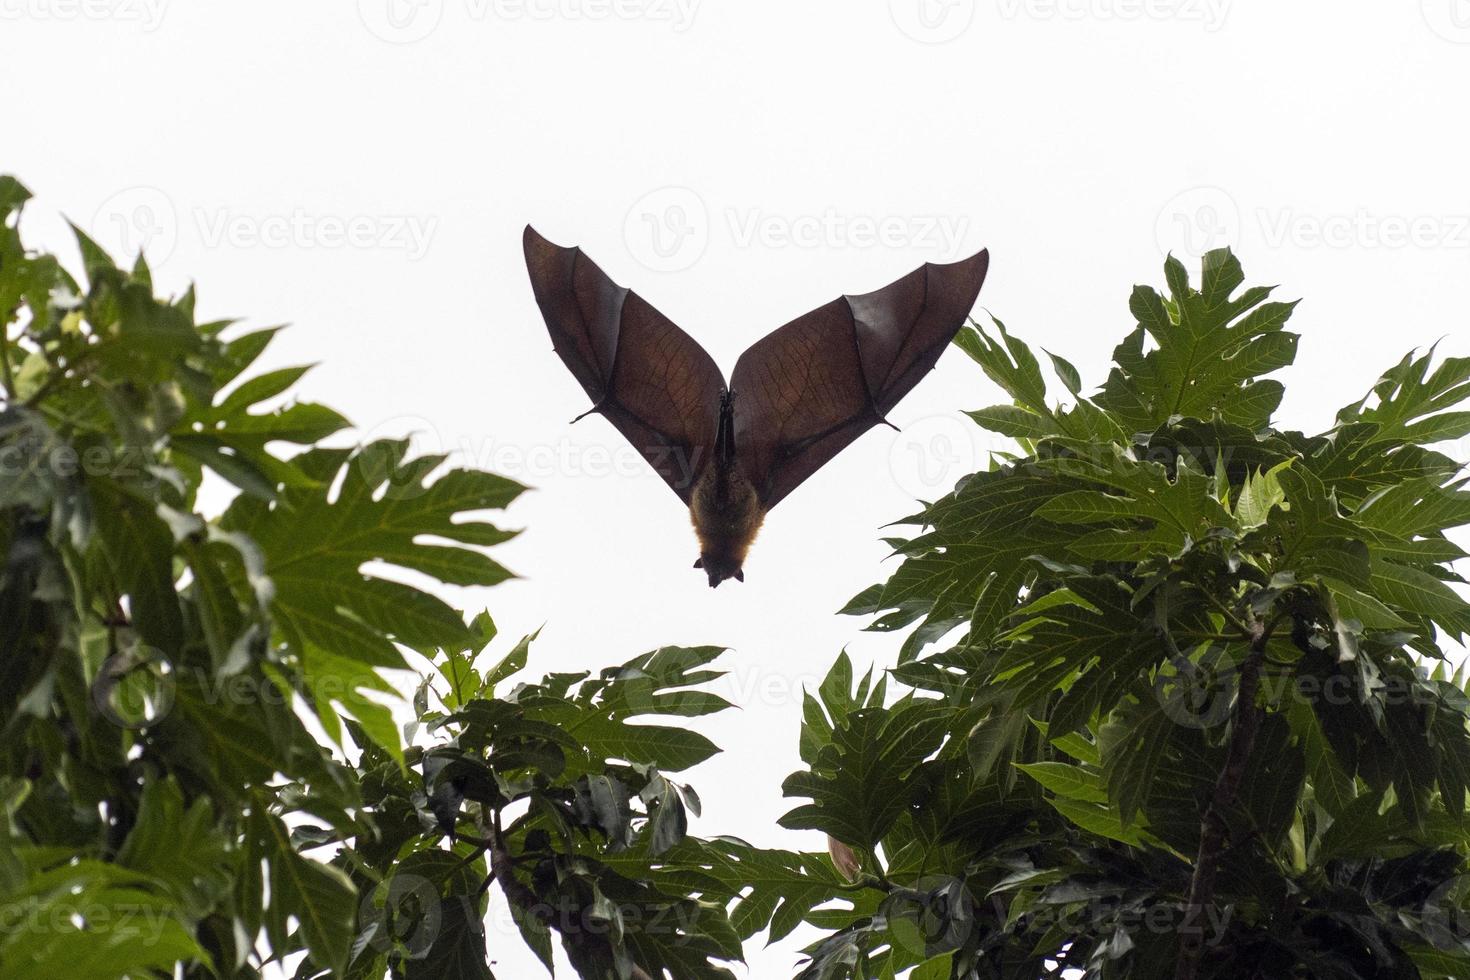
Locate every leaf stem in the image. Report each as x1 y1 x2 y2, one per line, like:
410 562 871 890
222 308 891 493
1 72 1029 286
0 325 14 401
1193 585 1255 639
837 873 898 894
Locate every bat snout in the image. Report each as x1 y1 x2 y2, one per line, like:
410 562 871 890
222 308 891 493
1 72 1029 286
707 570 745 588
695 554 745 588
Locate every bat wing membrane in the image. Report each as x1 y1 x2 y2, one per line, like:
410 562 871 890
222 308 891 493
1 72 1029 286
729 249 990 509
523 225 725 502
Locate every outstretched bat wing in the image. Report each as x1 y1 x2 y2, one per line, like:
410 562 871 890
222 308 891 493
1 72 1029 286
523 226 726 502
729 249 990 509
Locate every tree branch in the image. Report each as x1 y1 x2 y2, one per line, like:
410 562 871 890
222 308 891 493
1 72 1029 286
1173 623 1270 980
481 817 655 980
481 816 543 922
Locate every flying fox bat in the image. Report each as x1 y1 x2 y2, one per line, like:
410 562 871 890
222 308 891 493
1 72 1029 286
523 225 989 588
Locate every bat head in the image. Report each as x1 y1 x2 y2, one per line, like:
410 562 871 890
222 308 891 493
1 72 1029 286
694 555 744 588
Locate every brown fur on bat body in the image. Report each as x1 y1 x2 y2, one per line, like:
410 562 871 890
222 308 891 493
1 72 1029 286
523 225 990 587
688 390 763 585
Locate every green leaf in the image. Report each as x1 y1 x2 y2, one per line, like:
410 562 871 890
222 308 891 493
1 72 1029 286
1097 250 1299 432
992 578 1165 736
565 718 720 773
1371 559 1470 641
217 364 314 413
221 442 523 673
954 317 1050 416
1336 346 1470 451
404 897 495 979
1045 349 1083 396
1046 798 1151 847
965 404 1055 441
0 861 206 980
1239 714 1306 846
1037 450 1235 561
115 778 232 908
1098 695 1179 828
255 809 357 976
782 702 950 847
1235 461 1291 528
1016 762 1108 804
862 466 1078 637
1286 700 1356 818
90 478 184 654
1405 945 1470 979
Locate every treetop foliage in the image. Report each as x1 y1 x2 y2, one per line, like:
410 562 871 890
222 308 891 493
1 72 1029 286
813 247 1470 978
4 172 1470 979
0 175 751 979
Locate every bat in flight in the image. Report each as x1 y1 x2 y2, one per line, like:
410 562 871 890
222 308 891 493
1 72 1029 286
523 226 990 588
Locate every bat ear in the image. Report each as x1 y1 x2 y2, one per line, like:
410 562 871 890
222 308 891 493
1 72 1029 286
693 557 704 569
734 570 744 582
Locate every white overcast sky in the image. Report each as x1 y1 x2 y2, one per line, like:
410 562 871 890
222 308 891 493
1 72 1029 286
5 1 1470 976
